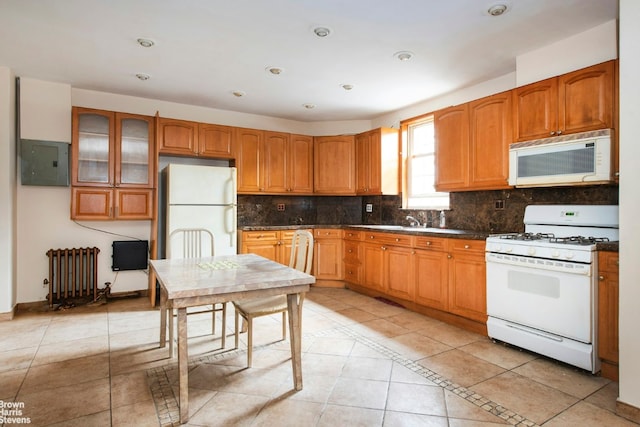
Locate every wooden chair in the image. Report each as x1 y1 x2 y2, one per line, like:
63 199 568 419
167 228 227 356
233 229 314 367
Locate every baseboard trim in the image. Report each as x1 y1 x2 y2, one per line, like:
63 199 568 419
0 306 16 321
617 400 640 424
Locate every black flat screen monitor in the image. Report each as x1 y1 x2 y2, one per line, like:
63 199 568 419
112 240 148 271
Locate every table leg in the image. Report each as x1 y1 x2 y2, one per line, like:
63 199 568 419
177 307 189 424
287 293 303 391
159 290 167 348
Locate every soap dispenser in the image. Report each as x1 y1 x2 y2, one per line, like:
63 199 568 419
439 210 446 229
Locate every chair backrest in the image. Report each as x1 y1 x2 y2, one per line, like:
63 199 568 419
167 228 214 259
288 229 314 274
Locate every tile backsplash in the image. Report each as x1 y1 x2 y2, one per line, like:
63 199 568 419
238 185 618 233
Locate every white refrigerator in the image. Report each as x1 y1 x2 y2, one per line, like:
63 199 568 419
165 164 237 256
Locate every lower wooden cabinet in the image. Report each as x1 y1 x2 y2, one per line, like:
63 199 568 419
414 237 449 311
313 229 343 280
240 229 303 265
598 250 619 380
343 230 486 326
71 187 153 220
446 239 487 323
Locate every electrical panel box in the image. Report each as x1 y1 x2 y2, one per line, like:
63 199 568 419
20 139 70 186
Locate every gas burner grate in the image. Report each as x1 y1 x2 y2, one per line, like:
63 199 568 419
499 232 555 241
549 236 610 245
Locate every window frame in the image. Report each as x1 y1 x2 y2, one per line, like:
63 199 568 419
401 114 450 210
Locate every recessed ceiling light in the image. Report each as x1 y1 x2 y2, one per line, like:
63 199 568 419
136 38 155 48
341 84 354 91
232 90 246 98
266 66 284 75
393 51 414 61
313 27 331 38
303 103 315 109
135 73 151 81
487 4 508 16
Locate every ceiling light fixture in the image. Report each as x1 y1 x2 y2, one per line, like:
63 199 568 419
135 73 151 81
303 103 315 109
394 51 414 61
341 84 354 91
487 4 508 16
232 90 246 98
136 38 155 48
313 27 331 38
266 66 284 75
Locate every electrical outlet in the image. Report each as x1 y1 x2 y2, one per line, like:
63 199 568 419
277 203 285 211
494 200 505 210
366 203 373 213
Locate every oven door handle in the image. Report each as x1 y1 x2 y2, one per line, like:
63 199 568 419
485 252 592 276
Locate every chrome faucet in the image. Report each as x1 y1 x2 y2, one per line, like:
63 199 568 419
406 215 421 227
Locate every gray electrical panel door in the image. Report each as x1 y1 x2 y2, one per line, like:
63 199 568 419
20 139 70 186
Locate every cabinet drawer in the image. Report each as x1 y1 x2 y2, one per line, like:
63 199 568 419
343 241 361 262
315 229 342 239
415 236 447 251
364 232 414 247
242 231 279 241
448 238 485 254
343 230 363 241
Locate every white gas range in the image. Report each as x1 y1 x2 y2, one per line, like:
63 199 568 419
485 204 619 373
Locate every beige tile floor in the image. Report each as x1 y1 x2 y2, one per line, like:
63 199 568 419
0 286 637 427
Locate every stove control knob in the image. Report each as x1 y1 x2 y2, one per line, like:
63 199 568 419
551 250 560 258
527 247 536 256
505 247 513 253
565 252 574 260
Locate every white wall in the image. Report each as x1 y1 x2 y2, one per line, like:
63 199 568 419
72 89 372 136
517 20 618 86
0 67 16 314
618 0 640 412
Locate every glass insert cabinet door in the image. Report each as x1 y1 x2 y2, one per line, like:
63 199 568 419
117 115 151 186
72 108 154 188
76 110 113 184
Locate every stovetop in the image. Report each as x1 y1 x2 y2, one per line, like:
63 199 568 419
493 232 611 246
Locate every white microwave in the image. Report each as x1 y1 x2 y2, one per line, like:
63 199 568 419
508 133 613 187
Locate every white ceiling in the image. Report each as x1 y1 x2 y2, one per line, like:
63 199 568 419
0 0 618 122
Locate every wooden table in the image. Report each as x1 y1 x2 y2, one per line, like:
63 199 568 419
150 253 315 424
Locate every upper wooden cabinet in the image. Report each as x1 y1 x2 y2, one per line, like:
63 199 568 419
469 92 512 189
435 92 512 192
157 118 234 158
263 132 314 194
513 60 614 141
434 105 469 191
71 107 154 220
288 134 314 194
314 135 356 195
235 129 313 194
355 128 399 195
234 127 264 193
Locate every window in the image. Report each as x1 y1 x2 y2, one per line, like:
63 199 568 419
402 115 449 209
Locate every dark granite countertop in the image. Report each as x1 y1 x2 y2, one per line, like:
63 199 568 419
241 224 491 240
596 241 619 252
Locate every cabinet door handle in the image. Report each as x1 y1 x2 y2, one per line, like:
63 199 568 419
557 130 562 135
464 244 470 249
447 254 452 259
381 246 387 251
550 131 556 135
599 275 604 280
426 241 432 246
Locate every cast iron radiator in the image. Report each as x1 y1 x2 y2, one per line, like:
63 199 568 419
45 247 100 307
